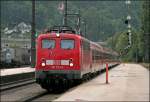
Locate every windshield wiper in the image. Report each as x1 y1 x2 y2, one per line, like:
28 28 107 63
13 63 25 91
48 45 53 49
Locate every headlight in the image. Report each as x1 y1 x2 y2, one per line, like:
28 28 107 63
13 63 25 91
41 62 46 66
70 63 73 67
56 33 60 37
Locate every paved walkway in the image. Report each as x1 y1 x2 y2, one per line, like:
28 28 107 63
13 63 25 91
54 64 149 101
0 67 35 76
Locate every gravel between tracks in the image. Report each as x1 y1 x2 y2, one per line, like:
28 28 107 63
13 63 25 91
0 83 61 101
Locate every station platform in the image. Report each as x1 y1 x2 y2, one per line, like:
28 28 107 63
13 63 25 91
54 64 149 101
0 67 35 76
0 67 35 84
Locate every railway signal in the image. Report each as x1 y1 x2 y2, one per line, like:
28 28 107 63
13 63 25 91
127 24 131 29
125 20 129 24
129 33 131 45
125 15 131 25
128 29 131 33
127 15 131 20
126 32 129 35
124 0 132 49
125 0 131 5
35 32 38 38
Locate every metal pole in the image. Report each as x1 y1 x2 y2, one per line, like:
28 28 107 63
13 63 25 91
0 24 1 65
31 0 36 68
64 0 67 26
78 10 81 34
127 0 131 47
0 1 1 65
106 63 109 84
112 36 113 50
85 21 86 38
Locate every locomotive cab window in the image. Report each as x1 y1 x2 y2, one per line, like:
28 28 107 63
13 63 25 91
61 39 74 49
42 39 55 49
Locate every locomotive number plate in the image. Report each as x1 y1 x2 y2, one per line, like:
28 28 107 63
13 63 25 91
61 60 69 65
46 60 53 65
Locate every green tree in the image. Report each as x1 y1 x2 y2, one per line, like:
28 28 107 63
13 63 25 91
140 0 150 62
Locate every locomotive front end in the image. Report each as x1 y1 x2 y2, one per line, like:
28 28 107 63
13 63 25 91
35 32 81 90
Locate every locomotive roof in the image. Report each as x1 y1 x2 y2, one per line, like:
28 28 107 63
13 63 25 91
44 26 76 34
38 33 81 39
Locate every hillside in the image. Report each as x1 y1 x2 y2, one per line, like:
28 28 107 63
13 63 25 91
1 1 142 41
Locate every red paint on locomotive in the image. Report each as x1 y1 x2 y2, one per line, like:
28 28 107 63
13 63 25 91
36 33 80 71
35 31 119 90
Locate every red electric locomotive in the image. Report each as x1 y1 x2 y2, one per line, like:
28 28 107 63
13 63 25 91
35 26 119 91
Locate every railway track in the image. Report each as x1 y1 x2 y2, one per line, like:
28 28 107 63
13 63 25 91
0 64 117 92
21 91 48 102
0 78 35 91
1 82 64 102
21 85 78 102
1 65 119 101
21 91 61 102
1 77 82 101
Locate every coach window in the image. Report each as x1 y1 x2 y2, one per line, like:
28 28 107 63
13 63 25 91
42 39 55 49
61 39 74 49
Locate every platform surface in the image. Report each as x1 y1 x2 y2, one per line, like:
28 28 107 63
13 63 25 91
0 67 35 76
54 64 149 101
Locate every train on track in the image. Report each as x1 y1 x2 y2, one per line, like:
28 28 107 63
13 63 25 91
35 26 120 91
1 48 30 68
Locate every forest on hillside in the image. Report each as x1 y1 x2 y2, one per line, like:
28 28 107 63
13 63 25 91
1 0 149 62
1 1 141 41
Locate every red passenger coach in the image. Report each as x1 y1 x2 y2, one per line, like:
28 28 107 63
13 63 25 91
35 26 119 91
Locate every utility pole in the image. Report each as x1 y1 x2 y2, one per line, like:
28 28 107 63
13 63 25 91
31 0 36 68
84 20 86 37
0 23 2 65
64 0 67 26
0 1 1 65
81 20 86 37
